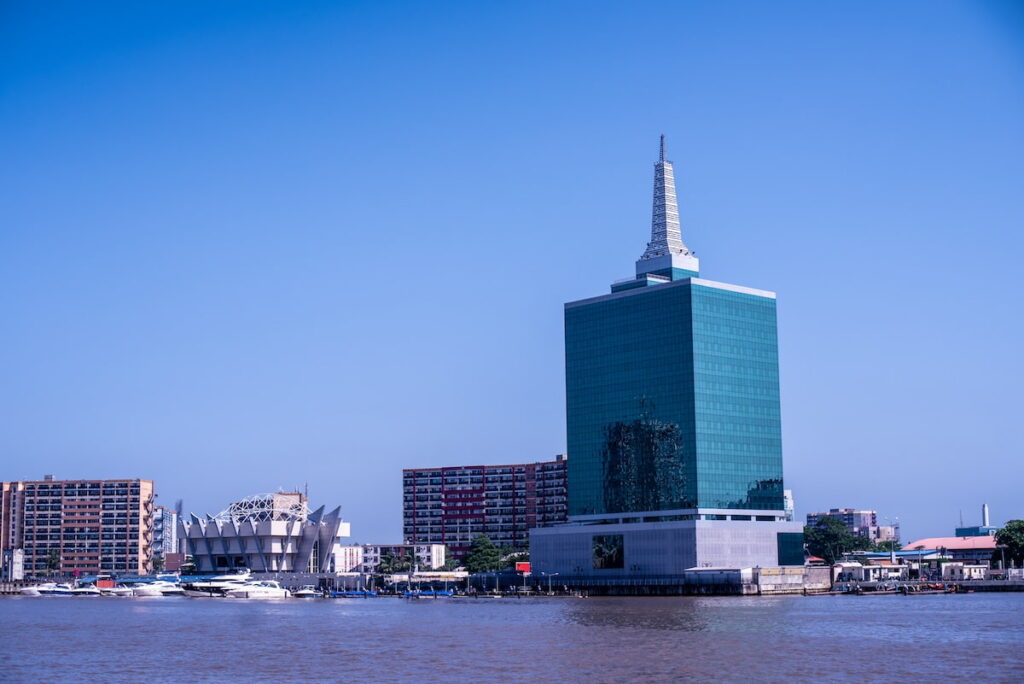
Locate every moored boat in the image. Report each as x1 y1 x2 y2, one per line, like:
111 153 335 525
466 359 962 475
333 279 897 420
224 580 290 599
154 580 184 596
181 570 252 597
130 580 183 597
329 589 377 598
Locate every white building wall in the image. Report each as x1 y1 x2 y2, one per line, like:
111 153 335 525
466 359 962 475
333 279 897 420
694 522 786 569
531 517 804 581
333 545 364 572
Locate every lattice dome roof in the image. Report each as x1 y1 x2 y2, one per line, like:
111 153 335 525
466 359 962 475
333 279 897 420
214 492 310 523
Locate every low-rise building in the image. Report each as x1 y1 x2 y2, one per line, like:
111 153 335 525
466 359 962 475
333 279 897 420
942 562 989 581
333 544 364 573
180 492 351 573
339 544 444 573
1 548 24 580
901 536 997 564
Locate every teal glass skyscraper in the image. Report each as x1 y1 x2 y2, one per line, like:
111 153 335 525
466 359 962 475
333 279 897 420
567 136 783 516
532 137 802 580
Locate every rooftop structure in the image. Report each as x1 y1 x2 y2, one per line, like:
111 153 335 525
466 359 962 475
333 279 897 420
215 492 310 523
954 504 998 538
635 134 700 280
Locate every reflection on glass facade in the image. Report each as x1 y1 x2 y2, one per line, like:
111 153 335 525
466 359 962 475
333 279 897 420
592 534 625 569
601 408 690 513
776 533 805 566
566 279 785 516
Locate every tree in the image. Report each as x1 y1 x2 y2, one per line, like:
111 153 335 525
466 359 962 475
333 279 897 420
375 551 413 575
995 520 1024 566
804 516 873 564
152 556 166 572
874 540 902 553
464 536 502 573
45 549 61 577
503 549 529 568
441 558 461 571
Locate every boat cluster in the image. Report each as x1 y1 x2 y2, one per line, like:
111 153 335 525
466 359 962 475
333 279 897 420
20 578 183 597
19 570 381 600
179 570 379 598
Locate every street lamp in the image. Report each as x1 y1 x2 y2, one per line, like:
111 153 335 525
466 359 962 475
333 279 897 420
544 571 559 595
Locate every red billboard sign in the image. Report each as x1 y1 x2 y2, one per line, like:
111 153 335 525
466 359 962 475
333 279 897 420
515 562 531 573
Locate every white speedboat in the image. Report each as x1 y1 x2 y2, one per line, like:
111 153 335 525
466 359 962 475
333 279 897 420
100 585 135 597
181 570 252 597
225 580 291 599
69 584 103 596
153 580 184 596
19 583 50 596
133 580 183 597
37 583 75 596
292 585 320 598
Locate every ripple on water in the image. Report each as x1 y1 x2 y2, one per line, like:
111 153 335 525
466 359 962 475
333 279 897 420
1 594 1023 683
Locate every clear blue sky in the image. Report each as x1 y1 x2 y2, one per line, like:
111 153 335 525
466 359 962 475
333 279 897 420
3 1 1022 543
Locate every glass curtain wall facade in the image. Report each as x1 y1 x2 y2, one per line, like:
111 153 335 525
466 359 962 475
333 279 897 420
566 279 784 517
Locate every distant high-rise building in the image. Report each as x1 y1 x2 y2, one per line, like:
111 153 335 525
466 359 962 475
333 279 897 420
403 456 568 562
531 137 804 583
1 477 155 576
806 508 898 543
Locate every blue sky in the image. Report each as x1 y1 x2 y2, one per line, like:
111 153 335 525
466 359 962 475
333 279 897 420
2 1 1022 543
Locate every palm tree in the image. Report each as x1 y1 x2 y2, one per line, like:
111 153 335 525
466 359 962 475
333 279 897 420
45 549 61 577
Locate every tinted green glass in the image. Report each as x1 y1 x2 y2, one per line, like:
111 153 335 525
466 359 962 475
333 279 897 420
565 280 784 516
777 532 805 566
592 534 625 569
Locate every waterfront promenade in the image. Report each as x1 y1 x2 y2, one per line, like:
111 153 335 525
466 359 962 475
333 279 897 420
2 594 1022 682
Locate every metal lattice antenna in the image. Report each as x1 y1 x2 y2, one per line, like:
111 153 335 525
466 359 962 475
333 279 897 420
659 133 665 162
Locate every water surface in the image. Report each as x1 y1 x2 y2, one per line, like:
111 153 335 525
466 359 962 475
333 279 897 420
2 593 1022 682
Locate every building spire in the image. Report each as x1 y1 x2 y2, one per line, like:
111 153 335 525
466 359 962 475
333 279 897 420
640 135 691 261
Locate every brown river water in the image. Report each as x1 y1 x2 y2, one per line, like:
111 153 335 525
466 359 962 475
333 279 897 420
1 593 1023 683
